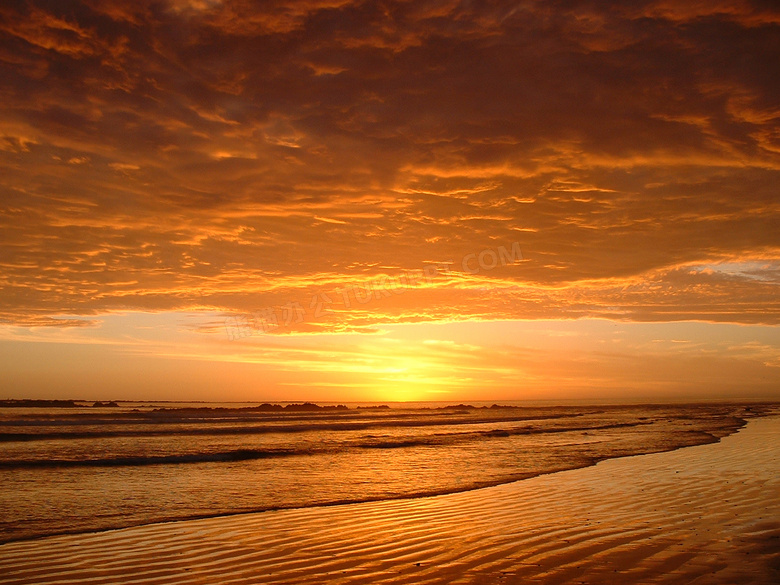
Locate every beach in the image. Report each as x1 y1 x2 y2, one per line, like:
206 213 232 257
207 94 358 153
0 415 777 584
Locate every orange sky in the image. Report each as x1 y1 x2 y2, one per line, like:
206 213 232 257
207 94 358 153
0 0 778 402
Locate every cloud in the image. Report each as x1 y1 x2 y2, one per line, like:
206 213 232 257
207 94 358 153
0 0 778 331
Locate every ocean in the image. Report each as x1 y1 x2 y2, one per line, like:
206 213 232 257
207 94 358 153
0 401 765 544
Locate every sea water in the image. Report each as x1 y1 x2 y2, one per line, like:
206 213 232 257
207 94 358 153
0 401 760 543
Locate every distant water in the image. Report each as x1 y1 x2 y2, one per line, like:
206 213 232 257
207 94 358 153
0 401 765 543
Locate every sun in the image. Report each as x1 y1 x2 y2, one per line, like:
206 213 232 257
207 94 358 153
374 381 432 403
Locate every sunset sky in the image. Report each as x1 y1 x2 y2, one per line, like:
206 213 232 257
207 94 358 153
1 0 778 402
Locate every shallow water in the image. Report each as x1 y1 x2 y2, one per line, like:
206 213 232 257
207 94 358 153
0 401 763 543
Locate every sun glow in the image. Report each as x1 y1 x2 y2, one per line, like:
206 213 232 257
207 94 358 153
374 384 432 403
361 349 453 402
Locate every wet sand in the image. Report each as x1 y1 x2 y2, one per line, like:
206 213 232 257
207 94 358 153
1 416 778 584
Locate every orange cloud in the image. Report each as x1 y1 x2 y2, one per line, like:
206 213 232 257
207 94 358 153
0 0 777 336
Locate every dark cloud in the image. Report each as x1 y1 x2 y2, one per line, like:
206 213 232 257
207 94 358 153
0 0 778 328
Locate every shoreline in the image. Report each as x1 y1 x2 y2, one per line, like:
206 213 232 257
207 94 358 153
0 416 778 583
0 413 757 547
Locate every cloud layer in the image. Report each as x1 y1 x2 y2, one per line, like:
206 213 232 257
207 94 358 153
1 0 779 331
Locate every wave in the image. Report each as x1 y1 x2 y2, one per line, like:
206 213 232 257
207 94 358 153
0 412 588 442
0 422 650 469
0 448 301 469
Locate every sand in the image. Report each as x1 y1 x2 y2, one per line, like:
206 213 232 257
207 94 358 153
0 416 778 584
